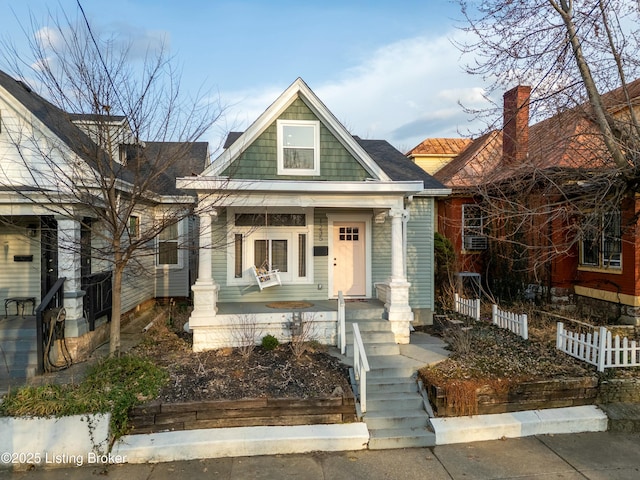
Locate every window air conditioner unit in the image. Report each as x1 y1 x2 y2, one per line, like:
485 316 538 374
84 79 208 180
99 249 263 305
464 235 488 250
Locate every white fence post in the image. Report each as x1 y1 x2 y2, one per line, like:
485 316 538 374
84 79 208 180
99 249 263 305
597 326 607 372
521 314 528 340
491 304 497 325
556 322 564 350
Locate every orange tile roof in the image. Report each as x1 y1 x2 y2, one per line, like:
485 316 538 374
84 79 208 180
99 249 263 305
407 138 473 156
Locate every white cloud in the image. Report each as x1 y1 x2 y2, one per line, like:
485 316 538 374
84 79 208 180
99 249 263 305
218 31 493 153
33 26 64 50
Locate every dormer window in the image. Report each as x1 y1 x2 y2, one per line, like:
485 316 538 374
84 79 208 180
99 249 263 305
277 119 320 175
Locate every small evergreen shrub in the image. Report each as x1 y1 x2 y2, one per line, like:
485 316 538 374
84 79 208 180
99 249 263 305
261 334 279 351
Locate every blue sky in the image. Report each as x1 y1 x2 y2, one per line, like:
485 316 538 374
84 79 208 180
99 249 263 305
1 0 491 153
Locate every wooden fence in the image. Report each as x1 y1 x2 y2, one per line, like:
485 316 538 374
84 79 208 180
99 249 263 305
492 304 528 340
556 322 640 372
454 293 480 321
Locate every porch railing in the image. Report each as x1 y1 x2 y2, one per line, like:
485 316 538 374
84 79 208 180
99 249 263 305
35 277 65 375
557 322 640 372
82 271 113 331
454 293 480 321
492 304 528 340
352 323 370 414
337 291 346 355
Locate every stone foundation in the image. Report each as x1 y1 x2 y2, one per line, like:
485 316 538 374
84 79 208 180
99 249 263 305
573 294 640 326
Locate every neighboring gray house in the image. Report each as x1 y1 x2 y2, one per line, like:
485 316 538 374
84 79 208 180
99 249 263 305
0 68 205 366
178 78 450 351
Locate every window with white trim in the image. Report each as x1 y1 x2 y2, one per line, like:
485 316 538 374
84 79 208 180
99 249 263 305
129 215 140 239
580 211 621 269
157 222 180 266
229 209 312 284
277 119 320 175
462 204 487 250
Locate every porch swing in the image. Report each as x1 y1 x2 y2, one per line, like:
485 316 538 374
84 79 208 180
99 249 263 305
250 210 282 290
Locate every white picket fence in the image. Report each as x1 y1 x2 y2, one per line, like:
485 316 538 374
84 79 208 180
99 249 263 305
454 293 480 321
556 322 640 372
492 304 528 340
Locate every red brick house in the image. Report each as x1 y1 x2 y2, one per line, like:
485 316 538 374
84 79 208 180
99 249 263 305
409 81 640 325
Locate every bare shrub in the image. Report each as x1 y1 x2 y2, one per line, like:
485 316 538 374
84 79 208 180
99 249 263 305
290 312 318 359
232 314 261 359
445 325 473 356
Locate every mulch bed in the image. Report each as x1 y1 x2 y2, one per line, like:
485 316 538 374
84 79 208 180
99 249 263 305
132 321 351 404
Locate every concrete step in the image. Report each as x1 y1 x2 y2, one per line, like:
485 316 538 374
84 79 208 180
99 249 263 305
0 365 37 380
366 356 423 380
368 427 436 449
0 348 40 364
345 306 385 321
0 339 38 353
345 331 395 344
366 394 424 412
0 327 37 342
347 343 400 358
346 320 392 333
364 410 429 430
368 378 418 394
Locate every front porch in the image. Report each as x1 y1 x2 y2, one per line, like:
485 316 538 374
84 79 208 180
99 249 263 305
191 298 389 352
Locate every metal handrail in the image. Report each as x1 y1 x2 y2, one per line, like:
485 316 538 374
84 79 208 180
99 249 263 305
82 271 113 331
35 277 66 375
352 323 371 413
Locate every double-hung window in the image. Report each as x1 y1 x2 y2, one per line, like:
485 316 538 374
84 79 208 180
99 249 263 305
157 222 180 267
277 119 320 175
580 211 621 269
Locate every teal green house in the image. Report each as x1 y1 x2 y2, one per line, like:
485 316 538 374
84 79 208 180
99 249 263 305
177 79 450 351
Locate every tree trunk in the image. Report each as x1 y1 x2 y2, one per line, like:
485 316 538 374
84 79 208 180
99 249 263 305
109 262 124 356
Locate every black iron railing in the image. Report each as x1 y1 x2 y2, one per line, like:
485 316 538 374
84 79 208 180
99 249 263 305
35 277 65 375
82 271 113 331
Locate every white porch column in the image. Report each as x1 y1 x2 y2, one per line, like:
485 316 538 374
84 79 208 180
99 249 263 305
56 217 88 338
385 209 413 344
189 211 220 350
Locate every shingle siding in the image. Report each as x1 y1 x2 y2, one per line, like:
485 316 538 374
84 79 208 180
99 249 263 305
222 97 369 181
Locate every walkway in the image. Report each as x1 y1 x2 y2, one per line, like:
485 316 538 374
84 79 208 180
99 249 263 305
5 431 640 479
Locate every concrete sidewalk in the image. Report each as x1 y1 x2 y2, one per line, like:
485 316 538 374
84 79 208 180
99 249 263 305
4 431 640 479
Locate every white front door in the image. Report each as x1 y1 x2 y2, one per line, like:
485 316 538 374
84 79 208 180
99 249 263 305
332 222 366 296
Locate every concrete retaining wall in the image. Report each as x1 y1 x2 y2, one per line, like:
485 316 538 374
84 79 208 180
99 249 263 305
0 414 111 469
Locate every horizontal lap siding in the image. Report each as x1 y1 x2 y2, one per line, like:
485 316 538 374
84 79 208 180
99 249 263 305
407 197 435 309
121 252 155 313
372 220 391 284
0 224 41 306
222 98 369 181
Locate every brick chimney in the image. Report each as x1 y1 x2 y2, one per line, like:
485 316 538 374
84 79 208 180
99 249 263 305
503 85 531 164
